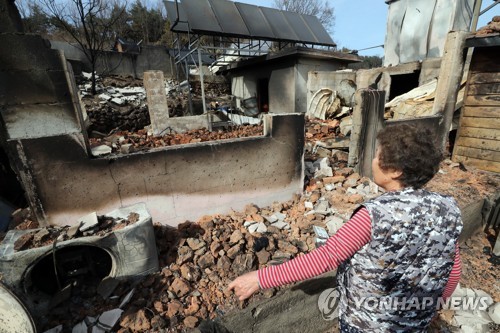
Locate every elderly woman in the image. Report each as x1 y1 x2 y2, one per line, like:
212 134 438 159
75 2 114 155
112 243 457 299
228 124 462 332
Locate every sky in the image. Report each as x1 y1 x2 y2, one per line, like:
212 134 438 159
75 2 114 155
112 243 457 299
238 0 500 57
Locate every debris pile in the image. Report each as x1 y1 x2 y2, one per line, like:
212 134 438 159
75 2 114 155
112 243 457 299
88 124 264 156
81 74 235 134
476 16 500 36
13 212 139 252
304 118 350 163
80 73 151 134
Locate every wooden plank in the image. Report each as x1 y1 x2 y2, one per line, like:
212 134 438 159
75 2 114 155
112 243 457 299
460 116 500 129
348 90 385 177
455 136 500 152
459 127 500 140
469 72 500 85
454 155 500 173
462 106 500 118
454 146 500 162
465 94 500 106
431 31 468 151
468 83 500 95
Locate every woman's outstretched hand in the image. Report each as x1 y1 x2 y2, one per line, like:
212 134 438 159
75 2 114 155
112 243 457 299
228 270 260 301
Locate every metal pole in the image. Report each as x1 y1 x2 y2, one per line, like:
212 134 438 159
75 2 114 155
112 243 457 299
471 0 483 32
198 46 210 131
185 59 193 116
480 0 499 16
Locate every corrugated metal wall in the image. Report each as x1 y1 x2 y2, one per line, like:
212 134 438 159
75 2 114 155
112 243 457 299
384 0 475 66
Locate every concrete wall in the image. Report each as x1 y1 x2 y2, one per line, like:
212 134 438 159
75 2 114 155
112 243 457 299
307 71 357 110
269 67 296 113
6 114 304 227
231 56 348 114
50 41 174 79
97 45 174 79
295 58 344 114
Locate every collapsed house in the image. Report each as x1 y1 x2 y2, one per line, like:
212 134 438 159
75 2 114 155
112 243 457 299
0 0 499 332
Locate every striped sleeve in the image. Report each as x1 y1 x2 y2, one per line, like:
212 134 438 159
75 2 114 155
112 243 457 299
442 243 461 299
258 207 372 289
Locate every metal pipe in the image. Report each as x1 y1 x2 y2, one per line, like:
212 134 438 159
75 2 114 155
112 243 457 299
198 46 210 131
480 0 500 15
471 0 483 32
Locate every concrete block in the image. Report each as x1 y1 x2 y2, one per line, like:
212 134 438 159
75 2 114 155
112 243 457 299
0 70 73 106
0 34 63 71
144 70 170 135
1 103 81 140
93 309 123 333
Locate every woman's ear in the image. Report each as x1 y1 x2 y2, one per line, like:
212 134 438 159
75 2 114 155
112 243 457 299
389 169 403 180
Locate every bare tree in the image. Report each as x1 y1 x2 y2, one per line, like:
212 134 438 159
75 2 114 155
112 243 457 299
41 0 126 94
273 0 335 32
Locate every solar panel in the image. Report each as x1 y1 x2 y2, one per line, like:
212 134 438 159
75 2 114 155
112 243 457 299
163 0 335 47
164 1 190 33
181 0 222 33
301 14 335 45
235 2 275 39
283 11 319 44
209 0 250 36
260 7 298 41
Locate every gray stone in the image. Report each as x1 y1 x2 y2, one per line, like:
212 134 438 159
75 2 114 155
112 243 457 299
120 144 134 154
274 212 287 221
248 223 259 234
270 221 290 230
78 212 99 232
488 302 500 324
119 289 135 309
93 309 123 333
314 201 330 215
98 94 111 101
111 97 126 106
72 321 88 333
324 184 334 191
313 158 333 178
264 215 278 223
186 238 206 251
453 310 492 326
326 216 344 235
97 276 119 299
304 202 314 209
256 222 267 233
66 222 81 239
315 146 332 159
244 221 257 227
91 145 112 157
229 230 244 245
304 161 316 177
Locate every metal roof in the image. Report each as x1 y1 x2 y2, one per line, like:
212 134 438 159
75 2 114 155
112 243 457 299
164 0 336 47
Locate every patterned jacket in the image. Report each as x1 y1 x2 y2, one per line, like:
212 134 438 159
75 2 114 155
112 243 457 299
336 188 462 332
